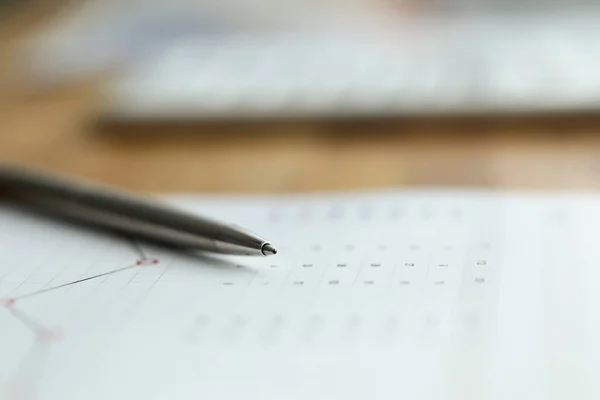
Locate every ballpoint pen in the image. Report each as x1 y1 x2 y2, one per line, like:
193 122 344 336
0 165 277 257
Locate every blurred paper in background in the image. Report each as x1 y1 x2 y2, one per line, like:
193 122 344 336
21 0 413 82
17 0 600 121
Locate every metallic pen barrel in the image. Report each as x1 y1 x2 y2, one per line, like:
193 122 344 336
0 166 276 256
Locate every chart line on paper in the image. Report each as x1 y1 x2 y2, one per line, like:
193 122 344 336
6 307 47 337
10 263 138 302
1 304 63 400
0 226 165 400
0 256 160 399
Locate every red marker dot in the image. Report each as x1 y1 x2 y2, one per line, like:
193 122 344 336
0 298 16 307
136 258 159 266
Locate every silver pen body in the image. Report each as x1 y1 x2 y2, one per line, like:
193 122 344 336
0 166 275 256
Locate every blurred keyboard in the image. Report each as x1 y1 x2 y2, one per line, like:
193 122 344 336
103 12 600 121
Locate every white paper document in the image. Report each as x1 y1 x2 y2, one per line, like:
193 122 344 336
1 190 600 399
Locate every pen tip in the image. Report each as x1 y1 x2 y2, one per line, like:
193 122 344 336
261 243 277 256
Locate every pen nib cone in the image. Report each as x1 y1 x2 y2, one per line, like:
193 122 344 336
261 243 277 256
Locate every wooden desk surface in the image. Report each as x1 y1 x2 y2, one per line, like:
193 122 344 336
3 4 600 195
